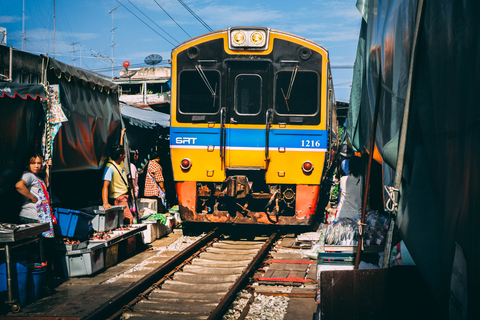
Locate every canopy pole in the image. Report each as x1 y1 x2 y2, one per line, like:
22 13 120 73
9 46 12 80
382 0 424 268
354 76 382 270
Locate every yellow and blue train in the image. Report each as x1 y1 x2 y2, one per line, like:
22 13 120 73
170 27 338 226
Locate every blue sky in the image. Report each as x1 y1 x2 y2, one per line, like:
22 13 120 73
0 0 361 101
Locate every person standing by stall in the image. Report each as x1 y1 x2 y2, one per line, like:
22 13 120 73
102 145 133 224
15 154 57 291
336 150 364 220
129 150 139 218
144 153 166 213
15 154 55 237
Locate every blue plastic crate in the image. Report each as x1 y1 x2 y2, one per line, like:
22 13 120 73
54 208 94 240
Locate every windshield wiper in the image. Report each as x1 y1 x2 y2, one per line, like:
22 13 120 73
195 64 217 99
281 65 299 111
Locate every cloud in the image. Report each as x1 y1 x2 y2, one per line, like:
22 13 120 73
310 27 360 42
23 28 99 42
0 15 22 24
195 4 284 29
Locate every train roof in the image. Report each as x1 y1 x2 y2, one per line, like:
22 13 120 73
172 27 329 54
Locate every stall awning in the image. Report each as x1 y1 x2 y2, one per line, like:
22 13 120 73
115 79 169 85
47 57 118 93
0 82 46 100
120 103 170 129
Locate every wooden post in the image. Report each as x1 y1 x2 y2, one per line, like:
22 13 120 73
354 77 382 269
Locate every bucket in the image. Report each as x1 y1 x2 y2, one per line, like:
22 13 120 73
0 261 28 307
28 262 47 302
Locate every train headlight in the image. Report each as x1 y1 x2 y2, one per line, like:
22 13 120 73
228 27 269 50
302 161 314 174
180 158 192 171
251 32 263 44
232 31 246 45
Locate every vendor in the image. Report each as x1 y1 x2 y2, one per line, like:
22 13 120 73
336 148 364 220
102 145 133 224
144 152 166 213
128 149 139 218
15 154 55 237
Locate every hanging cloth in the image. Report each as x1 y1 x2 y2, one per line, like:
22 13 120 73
36 178 56 238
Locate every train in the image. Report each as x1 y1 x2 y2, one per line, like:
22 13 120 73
169 27 338 227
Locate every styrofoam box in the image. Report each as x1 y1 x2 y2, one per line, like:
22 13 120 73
138 198 157 212
140 221 158 244
61 244 104 277
157 223 167 239
140 221 168 244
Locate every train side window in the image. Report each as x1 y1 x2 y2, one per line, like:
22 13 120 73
275 71 318 116
179 70 220 114
235 74 262 115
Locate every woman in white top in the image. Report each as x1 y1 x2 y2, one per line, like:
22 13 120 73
15 154 55 237
336 154 364 220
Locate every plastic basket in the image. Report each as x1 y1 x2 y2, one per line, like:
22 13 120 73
28 262 47 302
54 208 94 240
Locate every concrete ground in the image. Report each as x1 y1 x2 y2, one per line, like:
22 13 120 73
0 230 182 318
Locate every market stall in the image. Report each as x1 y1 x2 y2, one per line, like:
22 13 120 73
0 48 173 313
0 223 49 312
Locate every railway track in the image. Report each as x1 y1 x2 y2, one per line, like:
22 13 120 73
85 229 279 320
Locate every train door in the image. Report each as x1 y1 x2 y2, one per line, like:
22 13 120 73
225 61 270 169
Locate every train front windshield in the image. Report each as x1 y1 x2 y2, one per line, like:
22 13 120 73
179 70 220 114
275 71 319 116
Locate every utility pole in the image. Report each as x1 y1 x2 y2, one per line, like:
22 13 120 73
70 42 80 66
90 49 114 67
22 0 26 51
109 5 121 79
53 0 56 58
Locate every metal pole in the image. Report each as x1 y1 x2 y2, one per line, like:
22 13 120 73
109 5 121 79
382 0 424 268
53 0 55 58
9 46 12 80
5 244 15 305
22 0 25 51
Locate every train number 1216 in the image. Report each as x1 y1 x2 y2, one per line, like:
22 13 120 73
301 140 321 147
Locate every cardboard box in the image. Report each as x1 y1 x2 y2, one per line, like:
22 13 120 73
104 244 119 268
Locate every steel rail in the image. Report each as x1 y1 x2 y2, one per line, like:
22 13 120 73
107 234 219 320
207 231 280 320
82 228 218 320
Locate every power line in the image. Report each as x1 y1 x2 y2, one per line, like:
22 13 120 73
116 0 176 47
177 0 213 32
154 0 191 38
126 0 179 45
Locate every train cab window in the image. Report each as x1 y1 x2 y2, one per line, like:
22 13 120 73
179 70 220 114
235 74 262 115
275 71 318 116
